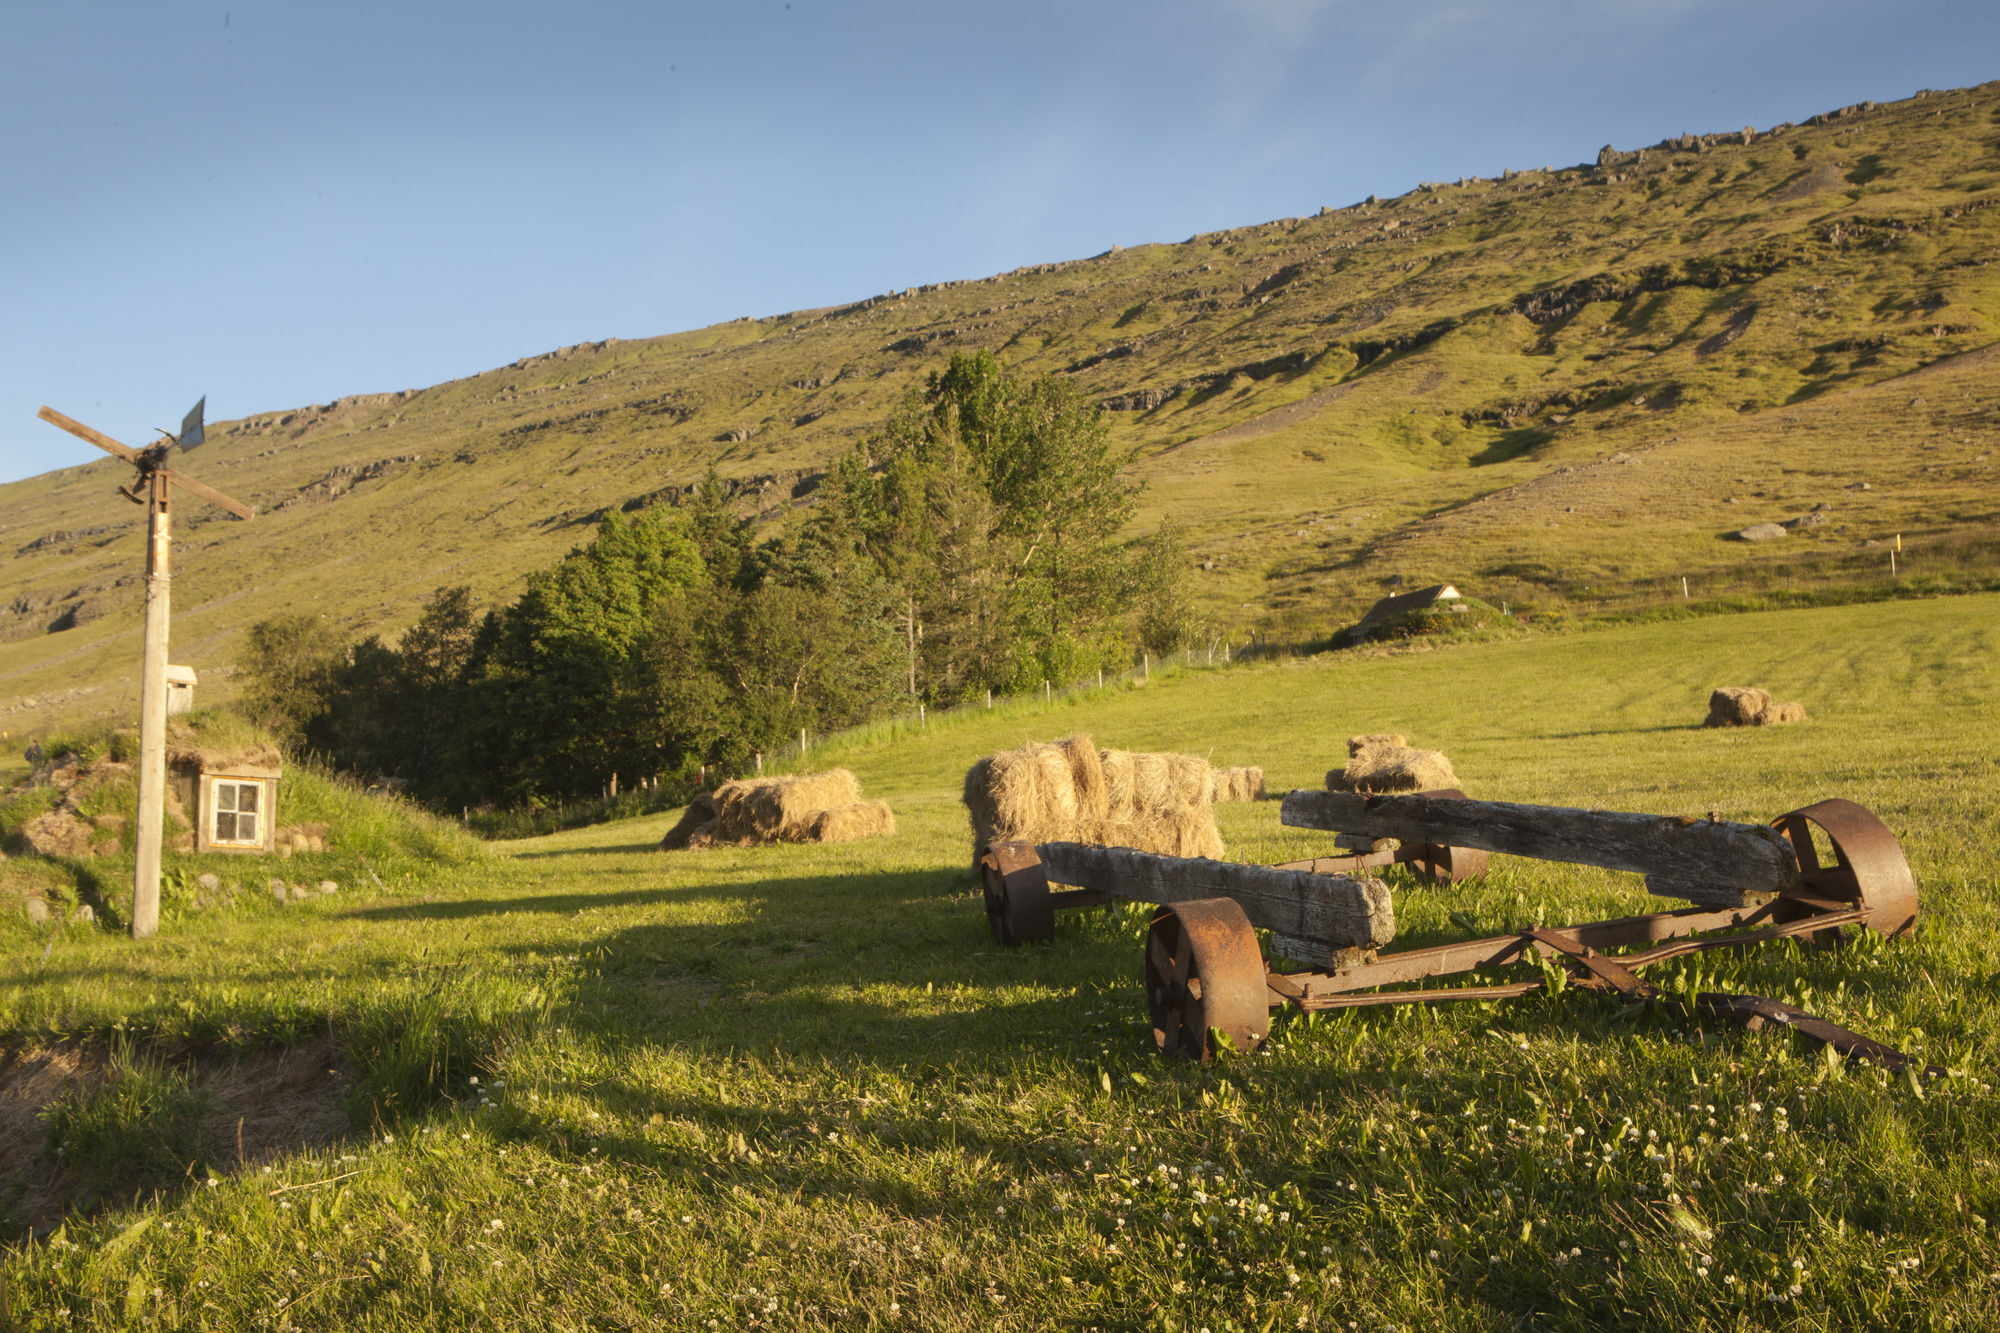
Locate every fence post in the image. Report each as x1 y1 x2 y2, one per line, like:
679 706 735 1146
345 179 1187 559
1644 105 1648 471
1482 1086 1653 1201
1143 652 1149 680
755 752 763 775
986 688 992 710
800 727 808 755
919 703 926 731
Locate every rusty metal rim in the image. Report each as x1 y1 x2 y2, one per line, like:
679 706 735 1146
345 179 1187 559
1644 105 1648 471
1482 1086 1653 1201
1145 898 1269 1061
1773 799 1918 939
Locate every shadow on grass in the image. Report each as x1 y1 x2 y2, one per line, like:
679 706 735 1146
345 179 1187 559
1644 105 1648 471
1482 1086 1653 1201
1518 723 1702 740
505 841 671 859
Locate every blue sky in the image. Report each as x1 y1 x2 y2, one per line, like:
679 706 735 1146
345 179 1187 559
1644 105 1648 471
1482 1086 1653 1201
3 0 1994 484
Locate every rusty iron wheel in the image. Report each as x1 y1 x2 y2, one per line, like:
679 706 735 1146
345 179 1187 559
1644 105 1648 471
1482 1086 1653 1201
1145 898 1269 1061
981 841 1054 946
1773 799 1919 939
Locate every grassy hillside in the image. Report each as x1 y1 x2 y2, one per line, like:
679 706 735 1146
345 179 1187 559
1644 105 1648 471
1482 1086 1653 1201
1 594 1996 1328
5 84 2000 732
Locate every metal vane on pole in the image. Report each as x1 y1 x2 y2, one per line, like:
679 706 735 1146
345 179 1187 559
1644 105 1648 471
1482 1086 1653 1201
36 404 255 939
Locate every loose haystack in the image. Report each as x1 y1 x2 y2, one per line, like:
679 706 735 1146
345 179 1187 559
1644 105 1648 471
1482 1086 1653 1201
1705 687 1808 728
963 734 1224 870
1328 734 1458 793
1208 766 1266 803
662 770 893 850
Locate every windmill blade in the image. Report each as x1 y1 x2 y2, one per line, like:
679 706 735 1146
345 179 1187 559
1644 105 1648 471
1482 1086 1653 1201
163 466 256 520
178 396 206 450
38 405 141 463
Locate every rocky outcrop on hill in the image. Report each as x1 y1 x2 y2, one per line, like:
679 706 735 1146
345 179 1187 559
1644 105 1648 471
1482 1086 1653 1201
275 456 422 510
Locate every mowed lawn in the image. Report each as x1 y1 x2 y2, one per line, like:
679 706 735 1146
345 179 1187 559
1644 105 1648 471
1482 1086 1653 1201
3 594 1998 1330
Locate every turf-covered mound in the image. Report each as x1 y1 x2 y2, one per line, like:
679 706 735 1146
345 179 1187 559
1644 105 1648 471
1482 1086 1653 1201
2 713 478 930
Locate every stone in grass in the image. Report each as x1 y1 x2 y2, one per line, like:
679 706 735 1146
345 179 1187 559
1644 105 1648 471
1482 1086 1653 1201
288 884 313 902
269 877 289 901
198 872 221 890
1735 522 1787 541
24 897 49 925
317 880 339 895
74 904 95 924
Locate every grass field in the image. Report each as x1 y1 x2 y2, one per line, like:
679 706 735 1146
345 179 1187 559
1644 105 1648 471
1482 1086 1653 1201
2 594 1998 1330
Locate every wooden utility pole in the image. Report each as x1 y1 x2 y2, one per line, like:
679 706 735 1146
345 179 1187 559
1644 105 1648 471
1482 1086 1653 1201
37 406 254 939
134 466 172 937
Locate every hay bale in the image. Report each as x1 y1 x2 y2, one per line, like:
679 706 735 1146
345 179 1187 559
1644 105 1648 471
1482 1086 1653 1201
1705 687 1773 728
1160 805 1227 859
808 801 897 843
659 792 719 851
1706 687 1806 727
1062 735 1109 823
1128 751 1174 813
713 770 863 842
679 770 877 849
1098 748 1136 820
1208 766 1266 803
964 734 1224 869
1166 752 1211 805
1329 736 1458 793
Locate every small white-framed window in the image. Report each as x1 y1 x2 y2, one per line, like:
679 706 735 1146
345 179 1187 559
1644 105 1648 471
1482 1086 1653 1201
211 779 263 847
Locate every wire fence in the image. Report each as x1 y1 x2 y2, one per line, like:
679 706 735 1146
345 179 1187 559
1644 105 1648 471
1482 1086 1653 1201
758 634 1316 776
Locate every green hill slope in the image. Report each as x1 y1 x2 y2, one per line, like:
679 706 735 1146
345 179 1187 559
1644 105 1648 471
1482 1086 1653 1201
4 83 1999 731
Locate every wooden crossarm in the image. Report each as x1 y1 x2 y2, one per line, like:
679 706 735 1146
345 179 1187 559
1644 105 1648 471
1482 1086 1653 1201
39 405 255 519
162 466 256 519
39 405 140 462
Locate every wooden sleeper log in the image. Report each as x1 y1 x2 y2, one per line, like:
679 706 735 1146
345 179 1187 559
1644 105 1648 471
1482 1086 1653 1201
1035 841 1395 953
1279 790 1799 907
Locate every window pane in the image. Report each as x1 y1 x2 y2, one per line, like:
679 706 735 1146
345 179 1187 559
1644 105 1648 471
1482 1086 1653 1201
215 812 236 841
216 783 237 813
239 784 259 814
238 812 258 843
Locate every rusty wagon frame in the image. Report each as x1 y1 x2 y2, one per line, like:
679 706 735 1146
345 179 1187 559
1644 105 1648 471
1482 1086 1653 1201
979 791 1935 1072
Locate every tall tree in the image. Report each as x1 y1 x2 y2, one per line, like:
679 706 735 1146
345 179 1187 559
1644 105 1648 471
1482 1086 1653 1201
1133 518 1208 656
238 613 344 747
489 509 705 798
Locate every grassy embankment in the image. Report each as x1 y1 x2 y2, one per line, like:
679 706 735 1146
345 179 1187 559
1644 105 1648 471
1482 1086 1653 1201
1 593 1997 1329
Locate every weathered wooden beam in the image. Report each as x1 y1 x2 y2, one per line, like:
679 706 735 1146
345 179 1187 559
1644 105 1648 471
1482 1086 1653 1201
1279 790 1798 904
1036 841 1395 950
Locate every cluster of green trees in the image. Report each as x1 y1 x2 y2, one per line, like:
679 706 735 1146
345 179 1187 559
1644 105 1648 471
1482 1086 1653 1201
243 353 1206 808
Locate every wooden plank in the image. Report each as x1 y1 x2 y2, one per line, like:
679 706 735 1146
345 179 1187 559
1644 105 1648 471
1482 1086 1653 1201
1035 841 1394 950
38 405 140 462
1279 790 1798 900
163 466 256 519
